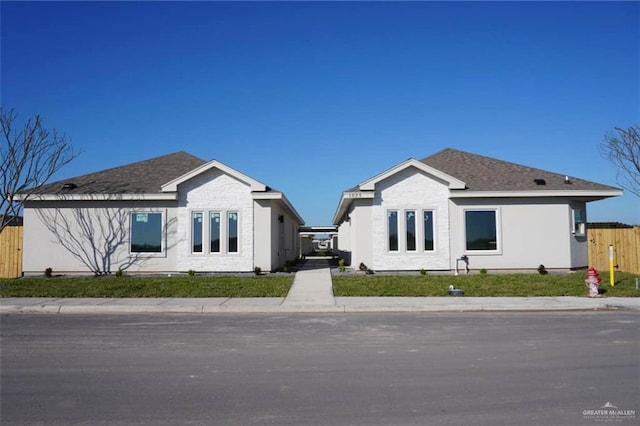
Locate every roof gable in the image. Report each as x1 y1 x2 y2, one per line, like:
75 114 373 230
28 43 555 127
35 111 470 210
161 159 267 192
358 158 466 191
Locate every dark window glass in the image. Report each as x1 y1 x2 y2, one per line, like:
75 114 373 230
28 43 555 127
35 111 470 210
465 210 497 251
210 212 220 253
424 211 434 251
228 212 238 253
406 211 416 251
130 212 162 253
192 212 203 253
388 211 398 251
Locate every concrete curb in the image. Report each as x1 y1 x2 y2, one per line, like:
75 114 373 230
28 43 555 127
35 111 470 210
1 297 638 314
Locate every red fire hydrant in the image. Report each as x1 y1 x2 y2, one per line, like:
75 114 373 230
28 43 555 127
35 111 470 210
585 267 602 298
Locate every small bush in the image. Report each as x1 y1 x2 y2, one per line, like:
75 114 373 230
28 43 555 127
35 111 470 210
420 268 427 276
479 268 488 275
338 258 346 272
254 266 262 275
115 269 125 278
44 267 53 278
188 269 196 276
537 264 548 275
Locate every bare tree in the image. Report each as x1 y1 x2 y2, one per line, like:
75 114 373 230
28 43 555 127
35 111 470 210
36 199 179 275
599 125 640 197
1 107 79 232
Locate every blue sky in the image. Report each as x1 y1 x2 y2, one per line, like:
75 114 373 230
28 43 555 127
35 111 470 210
2 1 638 225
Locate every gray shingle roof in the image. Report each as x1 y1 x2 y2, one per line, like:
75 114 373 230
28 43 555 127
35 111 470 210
421 148 619 192
38 151 207 194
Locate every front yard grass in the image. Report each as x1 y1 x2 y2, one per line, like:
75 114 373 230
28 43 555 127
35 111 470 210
332 272 640 297
0 275 294 298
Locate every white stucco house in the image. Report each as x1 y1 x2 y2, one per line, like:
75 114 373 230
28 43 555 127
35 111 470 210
21 152 304 275
333 148 622 272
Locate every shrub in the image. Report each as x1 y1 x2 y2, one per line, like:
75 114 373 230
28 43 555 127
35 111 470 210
538 264 548 275
115 269 125 278
420 268 427 276
479 268 488 275
44 267 53 278
254 266 262 275
338 258 346 272
188 269 196 276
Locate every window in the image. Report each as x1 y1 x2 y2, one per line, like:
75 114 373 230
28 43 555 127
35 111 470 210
130 212 162 253
388 211 398 251
465 210 498 251
210 212 220 253
192 212 203 253
573 209 585 235
228 212 238 253
423 210 434 251
406 211 416 251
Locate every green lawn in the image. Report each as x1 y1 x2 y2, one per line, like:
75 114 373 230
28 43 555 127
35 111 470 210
332 272 640 297
0 275 294 298
2 271 639 298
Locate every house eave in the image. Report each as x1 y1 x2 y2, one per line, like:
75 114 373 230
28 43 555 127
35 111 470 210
449 189 623 201
332 191 375 224
253 192 305 225
19 193 178 202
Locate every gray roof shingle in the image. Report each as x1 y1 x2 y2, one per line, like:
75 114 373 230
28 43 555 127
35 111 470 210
38 151 207 194
421 148 619 192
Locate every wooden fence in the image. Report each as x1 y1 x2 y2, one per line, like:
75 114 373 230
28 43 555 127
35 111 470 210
587 224 640 275
0 225 23 279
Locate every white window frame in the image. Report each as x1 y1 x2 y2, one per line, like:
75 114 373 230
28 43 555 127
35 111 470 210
572 208 586 236
129 210 166 257
423 209 436 252
463 208 501 254
405 210 417 252
227 211 240 254
191 211 204 254
209 211 222 254
387 210 399 252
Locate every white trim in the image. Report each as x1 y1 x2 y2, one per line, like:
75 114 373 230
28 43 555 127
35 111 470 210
129 210 167 257
462 207 502 255
227 211 240 254
191 211 205 254
405 209 417 252
359 159 466 191
252 191 305 225
332 191 375 224
161 159 267 192
423 209 436 252
387 209 399 252
450 190 623 199
21 193 177 201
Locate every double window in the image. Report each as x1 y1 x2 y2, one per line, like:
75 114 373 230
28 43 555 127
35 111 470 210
192 210 239 254
387 209 435 252
464 210 499 252
130 212 163 253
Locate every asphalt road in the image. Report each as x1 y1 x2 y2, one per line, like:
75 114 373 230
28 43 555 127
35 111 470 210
1 312 638 425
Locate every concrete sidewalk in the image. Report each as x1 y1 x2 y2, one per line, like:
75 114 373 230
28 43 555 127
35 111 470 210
1 296 638 315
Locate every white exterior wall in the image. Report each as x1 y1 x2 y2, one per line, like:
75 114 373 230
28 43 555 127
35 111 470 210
371 168 451 271
253 199 272 271
269 202 300 270
176 169 254 272
449 198 578 270
22 200 178 274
